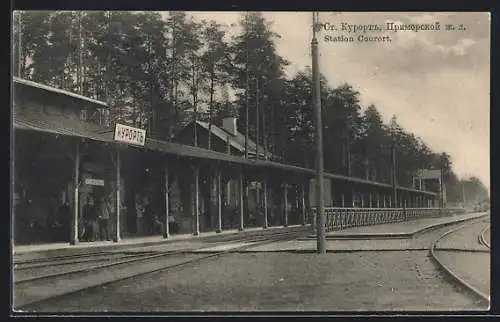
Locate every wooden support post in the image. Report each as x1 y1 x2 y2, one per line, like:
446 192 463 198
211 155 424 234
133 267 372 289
311 180 316 231
383 194 386 208
360 192 364 208
114 146 121 243
376 192 380 208
369 192 372 208
256 181 260 206
352 189 356 208
283 182 288 227
70 142 80 245
216 171 222 233
193 165 200 236
301 183 306 226
263 176 268 229
163 165 169 239
341 193 345 208
239 172 244 231
388 195 392 208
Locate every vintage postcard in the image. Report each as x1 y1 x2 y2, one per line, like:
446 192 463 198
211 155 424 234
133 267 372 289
11 11 490 313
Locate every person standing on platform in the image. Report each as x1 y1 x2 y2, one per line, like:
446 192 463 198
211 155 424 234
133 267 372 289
55 201 71 242
82 196 97 242
143 197 154 235
135 195 144 235
98 196 111 241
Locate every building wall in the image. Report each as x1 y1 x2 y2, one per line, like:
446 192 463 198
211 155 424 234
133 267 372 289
14 84 105 126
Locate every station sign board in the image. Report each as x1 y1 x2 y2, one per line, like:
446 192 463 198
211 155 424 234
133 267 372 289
85 178 105 186
114 123 146 146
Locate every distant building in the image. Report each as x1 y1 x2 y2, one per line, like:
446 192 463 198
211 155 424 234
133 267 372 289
175 116 274 161
175 117 275 214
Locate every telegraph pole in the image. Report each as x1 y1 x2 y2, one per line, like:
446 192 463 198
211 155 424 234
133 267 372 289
77 11 83 95
312 12 326 254
16 11 22 78
462 180 466 208
256 76 260 159
245 40 249 159
391 137 397 208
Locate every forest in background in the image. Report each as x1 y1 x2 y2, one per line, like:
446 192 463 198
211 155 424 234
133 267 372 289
12 11 489 205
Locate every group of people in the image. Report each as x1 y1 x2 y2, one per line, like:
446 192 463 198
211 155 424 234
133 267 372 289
14 197 72 244
134 196 163 236
81 195 112 242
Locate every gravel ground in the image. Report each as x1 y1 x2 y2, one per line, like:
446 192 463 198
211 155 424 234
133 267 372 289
21 251 485 312
15 219 488 313
433 251 490 297
435 220 490 251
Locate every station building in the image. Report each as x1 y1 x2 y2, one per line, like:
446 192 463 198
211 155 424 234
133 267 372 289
12 78 309 245
12 77 439 246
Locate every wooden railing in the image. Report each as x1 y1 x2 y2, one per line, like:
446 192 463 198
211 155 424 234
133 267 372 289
311 207 467 232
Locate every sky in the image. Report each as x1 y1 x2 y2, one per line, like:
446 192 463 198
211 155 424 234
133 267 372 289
168 12 491 189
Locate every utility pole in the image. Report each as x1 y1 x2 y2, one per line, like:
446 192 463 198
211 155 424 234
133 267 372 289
16 11 22 78
256 76 260 159
346 131 352 176
77 11 83 95
105 11 112 106
244 33 249 159
439 169 444 208
262 80 267 160
462 180 466 208
391 140 397 208
312 12 326 254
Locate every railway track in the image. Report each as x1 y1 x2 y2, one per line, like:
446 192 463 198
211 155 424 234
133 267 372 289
14 228 308 311
478 225 490 249
14 216 491 312
430 219 490 306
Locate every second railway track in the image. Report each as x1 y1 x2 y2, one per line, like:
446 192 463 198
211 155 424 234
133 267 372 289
430 218 490 305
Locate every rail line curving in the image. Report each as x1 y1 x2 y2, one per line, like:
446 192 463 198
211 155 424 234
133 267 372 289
429 219 490 305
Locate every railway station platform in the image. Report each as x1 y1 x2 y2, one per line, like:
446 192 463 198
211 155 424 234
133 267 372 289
13 224 309 258
13 212 488 260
